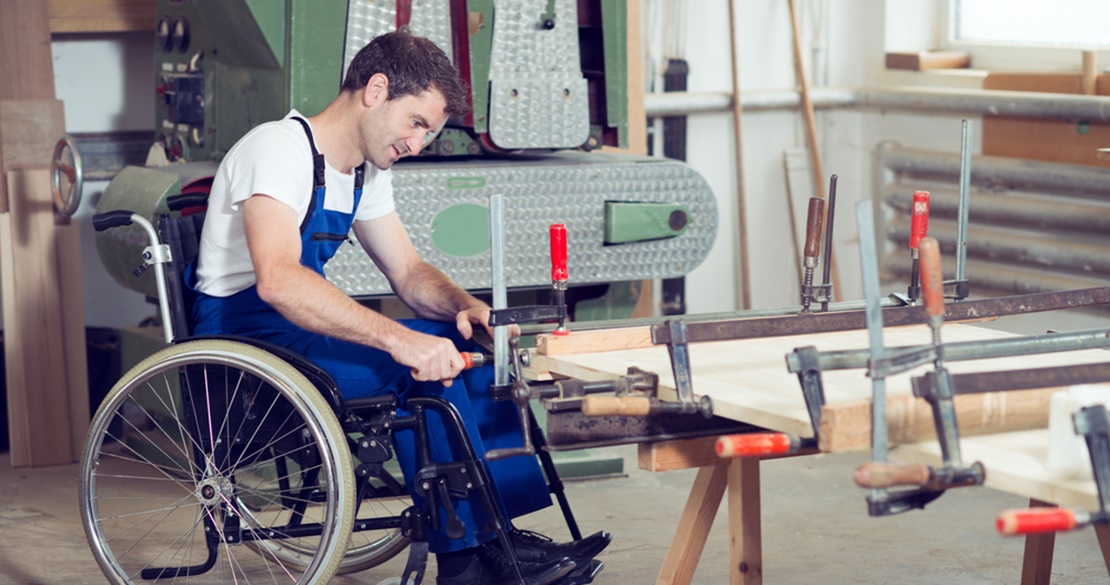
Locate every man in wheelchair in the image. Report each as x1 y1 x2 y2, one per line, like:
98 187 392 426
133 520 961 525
188 30 609 585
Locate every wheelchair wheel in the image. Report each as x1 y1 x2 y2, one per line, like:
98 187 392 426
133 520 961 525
240 458 411 575
80 339 355 584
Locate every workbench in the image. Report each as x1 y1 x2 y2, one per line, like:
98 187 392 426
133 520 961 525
895 430 1110 583
531 322 1110 584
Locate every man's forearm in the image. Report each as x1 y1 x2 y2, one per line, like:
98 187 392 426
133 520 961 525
394 261 488 321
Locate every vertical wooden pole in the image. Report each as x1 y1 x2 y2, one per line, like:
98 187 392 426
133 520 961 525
727 0 751 310
786 0 840 300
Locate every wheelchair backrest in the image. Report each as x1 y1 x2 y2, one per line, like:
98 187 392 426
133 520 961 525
159 193 209 340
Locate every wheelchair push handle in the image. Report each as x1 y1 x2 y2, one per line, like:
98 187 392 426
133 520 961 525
92 210 138 232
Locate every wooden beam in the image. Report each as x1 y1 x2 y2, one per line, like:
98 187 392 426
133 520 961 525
2 169 74 466
639 436 726 472
656 464 727 585
1020 499 1056 585
818 387 1062 453
48 0 156 34
727 458 762 585
535 325 654 356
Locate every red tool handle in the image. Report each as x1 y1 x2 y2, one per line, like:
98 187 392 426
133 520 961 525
716 433 795 458
550 224 568 282
804 197 825 259
918 237 944 318
909 190 930 250
996 508 1080 536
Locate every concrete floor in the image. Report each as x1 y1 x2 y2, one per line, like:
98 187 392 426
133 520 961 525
2 445 1107 585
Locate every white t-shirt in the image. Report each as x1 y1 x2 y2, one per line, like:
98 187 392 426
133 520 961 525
195 110 395 297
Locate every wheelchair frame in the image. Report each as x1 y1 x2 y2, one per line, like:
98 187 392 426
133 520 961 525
80 194 580 584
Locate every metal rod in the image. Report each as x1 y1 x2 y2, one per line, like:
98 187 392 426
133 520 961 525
821 174 838 311
489 194 509 387
956 120 972 282
857 201 890 505
644 86 1110 123
788 327 1110 373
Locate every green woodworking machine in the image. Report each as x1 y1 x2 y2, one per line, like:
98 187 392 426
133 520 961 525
95 0 718 313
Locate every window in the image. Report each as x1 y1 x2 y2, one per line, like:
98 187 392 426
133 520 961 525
943 0 1110 71
954 0 1110 48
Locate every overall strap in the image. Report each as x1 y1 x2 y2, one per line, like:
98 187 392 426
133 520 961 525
291 116 325 234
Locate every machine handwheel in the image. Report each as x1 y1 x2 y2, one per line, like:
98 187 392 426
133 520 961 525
79 339 355 584
50 134 83 217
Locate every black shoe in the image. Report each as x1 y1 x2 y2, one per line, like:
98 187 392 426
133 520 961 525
508 529 612 565
436 543 576 585
556 559 604 585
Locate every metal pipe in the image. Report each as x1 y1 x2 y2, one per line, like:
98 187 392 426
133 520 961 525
883 187 1110 235
886 220 1110 277
881 253 1110 298
645 86 1110 123
878 145 1110 201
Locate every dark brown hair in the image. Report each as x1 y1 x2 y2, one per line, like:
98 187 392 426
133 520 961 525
342 31 470 117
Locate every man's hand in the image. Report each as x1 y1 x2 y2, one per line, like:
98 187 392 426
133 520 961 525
389 328 466 387
455 306 520 341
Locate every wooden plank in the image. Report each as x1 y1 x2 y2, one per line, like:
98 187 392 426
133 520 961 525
58 220 89 458
885 50 970 71
727 458 762 585
537 323 1110 442
1020 499 1056 585
656 464 727 585
535 326 653 356
639 436 725 472
2 169 74 466
0 1 56 102
818 386 1066 453
48 0 156 34
893 429 1099 511
0 100 65 171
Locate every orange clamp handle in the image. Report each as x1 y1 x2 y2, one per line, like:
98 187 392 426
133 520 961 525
918 237 944 318
550 224 568 282
460 352 489 370
716 433 795 458
909 190 930 250
996 508 1080 536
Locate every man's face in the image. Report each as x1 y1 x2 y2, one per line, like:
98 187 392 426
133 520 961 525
363 89 448 170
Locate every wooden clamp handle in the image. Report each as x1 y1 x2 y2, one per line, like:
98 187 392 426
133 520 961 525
716 433 796 458
997 508 1081 536
581 395 652 417
918 237 944 317
854 461 931 488
804 197 825 259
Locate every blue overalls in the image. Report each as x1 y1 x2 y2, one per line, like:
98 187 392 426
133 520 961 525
191 117 551 552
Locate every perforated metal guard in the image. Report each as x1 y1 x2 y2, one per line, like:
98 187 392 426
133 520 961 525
343 1 454 78
326 153 718 296
487 0 590 149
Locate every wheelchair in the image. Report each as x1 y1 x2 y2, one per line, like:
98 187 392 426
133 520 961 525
80 193 583 584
